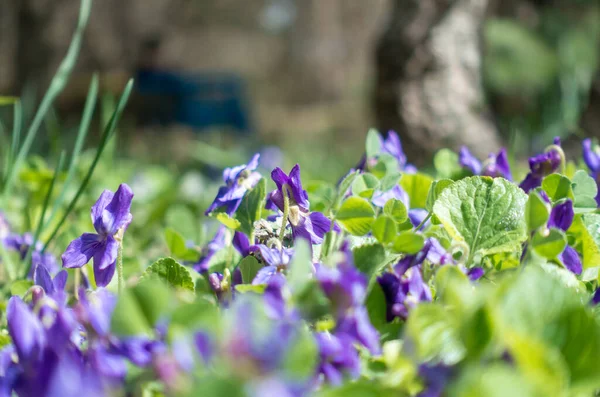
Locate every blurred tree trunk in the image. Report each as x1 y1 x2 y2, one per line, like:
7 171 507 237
0 0 19 93
288 0 346 103
373 0 500 164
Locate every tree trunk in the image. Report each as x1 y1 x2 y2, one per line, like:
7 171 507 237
373 0 500 164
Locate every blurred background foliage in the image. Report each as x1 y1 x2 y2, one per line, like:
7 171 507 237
0 0 600 179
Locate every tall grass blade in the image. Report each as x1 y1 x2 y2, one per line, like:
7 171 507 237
42 79 134 251
1 0 93 200
22 152 66 278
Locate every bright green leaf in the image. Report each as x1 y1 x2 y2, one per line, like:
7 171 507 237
525 190 550 232
238 256 263 284
434 148 464 179
236 178 266 235
572 170 598 211
425 179 454 212
542 174 574 202
372 216 397 244
164 227 198 261
288 238 312 292
383 198 408 224
353 243 386 279
336 197 376 236
531 228 567 259
215 212 241 230
569 213 600 269
392 231 425 254
433 176 528 261
365 128 382 159
400 173 434 209
143 257 195 291
404 303 466 365
351 173 379 198
10 280 33 297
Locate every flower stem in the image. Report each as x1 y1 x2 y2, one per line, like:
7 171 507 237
415 212 432 231
279 185 291 243
117 239 124 294
74 268 80 300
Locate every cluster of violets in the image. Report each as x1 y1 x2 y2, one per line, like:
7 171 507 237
1 131 600 396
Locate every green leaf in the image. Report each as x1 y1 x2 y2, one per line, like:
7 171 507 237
111 289 153 337
10 280 33 297
235 284 267 294
336 197 376 236
238 256 263 284
351 173 380 198
400 173 434 209
525 190 550 232
236 178 266 235
282 325 318 381
131 278 171 328
379 172 402 192
143 257 195 291
506 332 568 396
305 181 335 213
531 228 567 259
215 212 241 230
404 303 466 365
371 153 400 179
392 231 425 254
372 216 397 244
569 213 600 269
365 282 387 331
352 243 386 278
572 170 598 211
434 148 463 179
164 227 198 261
425 179 454 212
433 176 528 261
334 170 359 210
288 238 312 292
448 364 536 397
110 278 171 337
165 205 197 240
365 128 382 159
383 198 408 224
542 174 574 202
434 265 474 312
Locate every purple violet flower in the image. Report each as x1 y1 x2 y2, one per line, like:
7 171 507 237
205 154 262 215
315 332 360 386
268 165 334 245
582 139 600 206
62 184 133 287
544 199 581 275
547 200 574 232
193 226 227 273
459 147 512 180
519 140 563 192
3 232 59 277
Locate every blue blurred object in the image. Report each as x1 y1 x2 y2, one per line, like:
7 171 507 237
135 68 252 134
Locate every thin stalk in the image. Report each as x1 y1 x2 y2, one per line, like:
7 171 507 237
43 74 99 231
74 268 81 299
117 239 124 294
278 185 291 242
415 212 432 232
22 152 66 278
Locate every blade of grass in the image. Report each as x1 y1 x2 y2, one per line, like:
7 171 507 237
42 79 134 252
42 74 99 231
1 0 92 201
21 152 66 279
4 101 23 186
